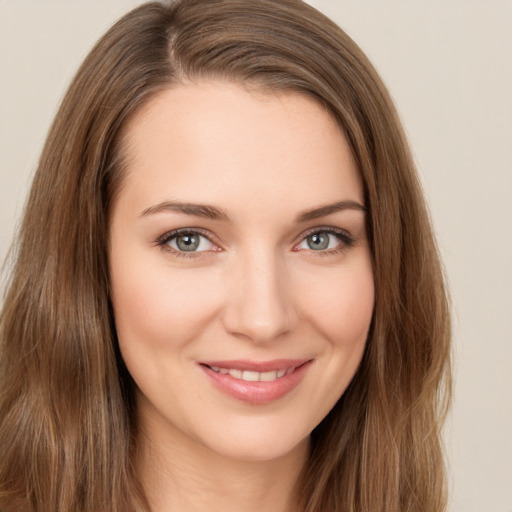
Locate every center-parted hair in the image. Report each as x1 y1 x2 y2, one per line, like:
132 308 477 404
0 1 451 511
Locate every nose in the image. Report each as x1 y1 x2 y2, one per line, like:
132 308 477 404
222 249 296 344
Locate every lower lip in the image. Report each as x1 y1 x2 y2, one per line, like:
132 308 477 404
199 361 313 405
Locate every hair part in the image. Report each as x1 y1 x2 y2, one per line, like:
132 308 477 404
0 1 451 511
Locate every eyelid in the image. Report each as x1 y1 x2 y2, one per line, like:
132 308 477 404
155 225 355 259
293 225 355 253
156 228 222 258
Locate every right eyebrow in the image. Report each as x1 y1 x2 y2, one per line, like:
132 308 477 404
139 201 231 222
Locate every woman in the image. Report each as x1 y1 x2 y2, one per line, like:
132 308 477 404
0 1 451 511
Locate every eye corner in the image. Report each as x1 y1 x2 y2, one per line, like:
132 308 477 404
155 227 223 259
293 226 356 256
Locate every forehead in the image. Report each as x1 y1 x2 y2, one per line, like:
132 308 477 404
117 81 363 219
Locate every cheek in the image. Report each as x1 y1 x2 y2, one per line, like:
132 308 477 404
110 254 223 357
300 260 375 348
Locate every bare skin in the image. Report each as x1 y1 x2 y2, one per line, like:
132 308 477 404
138 399 308 512
109 81 374 511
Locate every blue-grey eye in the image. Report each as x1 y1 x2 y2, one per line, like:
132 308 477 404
298 232 340 251
168 232 214 252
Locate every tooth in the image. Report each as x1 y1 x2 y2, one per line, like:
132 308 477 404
242 370 259 382
229 369 243 379
259 370 278 381
216 367 294 381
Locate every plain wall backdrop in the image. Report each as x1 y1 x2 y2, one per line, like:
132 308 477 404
1 2 511 511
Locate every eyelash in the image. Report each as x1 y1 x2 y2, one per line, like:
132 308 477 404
297 226 355 257
156 226 355 259
156 228 217 260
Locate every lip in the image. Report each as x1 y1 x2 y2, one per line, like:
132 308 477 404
198 359 313 405
199 359 310 372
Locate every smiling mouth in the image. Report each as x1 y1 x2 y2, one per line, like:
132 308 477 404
204 365 298 382
198 359 313 404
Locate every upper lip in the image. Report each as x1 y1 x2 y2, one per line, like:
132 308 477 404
199 359 312 372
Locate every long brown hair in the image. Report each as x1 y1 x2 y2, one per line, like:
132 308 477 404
0 1 451 511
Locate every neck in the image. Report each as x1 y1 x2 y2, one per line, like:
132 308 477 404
136 410 309 512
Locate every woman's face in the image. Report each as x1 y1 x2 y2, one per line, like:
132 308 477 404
109 82 374 462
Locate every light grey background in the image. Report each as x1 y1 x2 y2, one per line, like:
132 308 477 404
1 2 511 511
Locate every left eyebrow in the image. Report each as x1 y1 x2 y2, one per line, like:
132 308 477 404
295 200 367 223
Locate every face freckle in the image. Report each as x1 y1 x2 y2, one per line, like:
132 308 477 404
109 81 374 463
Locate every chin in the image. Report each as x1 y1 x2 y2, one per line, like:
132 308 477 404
188 413 313 463
207 433 309 464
